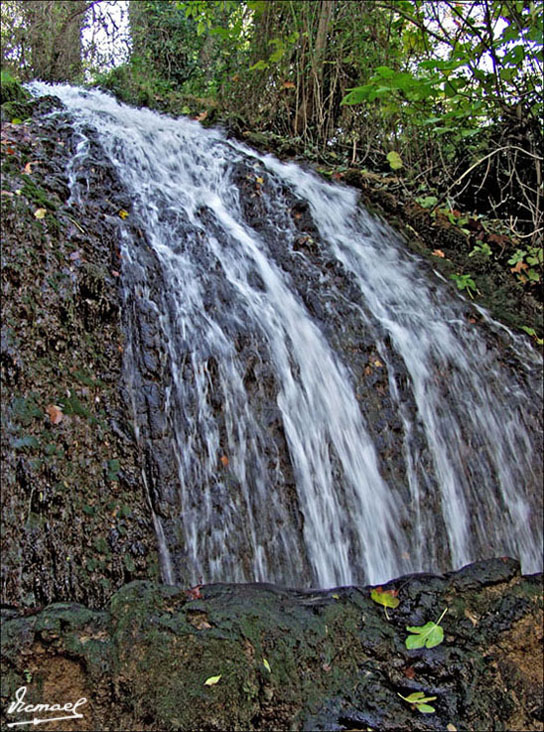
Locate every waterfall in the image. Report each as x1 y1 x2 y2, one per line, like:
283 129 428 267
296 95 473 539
28 83 543 588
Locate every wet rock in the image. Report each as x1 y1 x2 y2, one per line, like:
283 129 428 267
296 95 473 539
1 560 541 731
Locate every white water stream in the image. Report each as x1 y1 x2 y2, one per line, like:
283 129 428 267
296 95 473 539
29 83 543 587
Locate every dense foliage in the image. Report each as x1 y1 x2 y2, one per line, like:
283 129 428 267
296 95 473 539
99 0 543 247
2 0 543 302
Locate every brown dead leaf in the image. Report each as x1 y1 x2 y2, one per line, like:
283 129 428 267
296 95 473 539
220 455 229 467
432 249 446 258
488 233 510 247
403 666 416 679
187 612 212 630
46 404 63 425
195 110 208 122
511 260 528 274
464 608 479 626
283 81 296 89
23 160 39 174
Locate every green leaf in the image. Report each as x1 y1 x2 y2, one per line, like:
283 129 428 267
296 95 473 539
375 66 396 78
386 151 403 170
400 692 437 704
263 658 271 673
204 674 222 686
341 85 374 105
418 703 436 713
405 608 447 649
13 435 39 450
416 195 438 208
405 622 444 649
249 60 268 71
371 587 400 609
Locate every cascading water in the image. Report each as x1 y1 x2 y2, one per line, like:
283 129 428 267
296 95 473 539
29 83 543 588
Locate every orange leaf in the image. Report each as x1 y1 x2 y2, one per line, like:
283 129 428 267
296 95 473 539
432 249 445 258
196 111 208 122
282 81 295 89
23 160 38 174
511 260 528 274
46 404 63 425
220 455 229 467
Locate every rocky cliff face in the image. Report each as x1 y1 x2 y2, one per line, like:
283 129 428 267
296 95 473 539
1 559 542 731
1 89 542 732
1 92 158 609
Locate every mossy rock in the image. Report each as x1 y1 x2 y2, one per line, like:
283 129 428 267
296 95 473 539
0 72 29 105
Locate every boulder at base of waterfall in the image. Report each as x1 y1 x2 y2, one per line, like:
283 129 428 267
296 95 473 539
1 558 542 731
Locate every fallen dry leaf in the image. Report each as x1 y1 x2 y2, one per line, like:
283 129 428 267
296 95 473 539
464 608 479 626
511 260 528 274
23 160 39 174
46 404 63 425
432 249 446 258
220 455 229 467
34 208 47 219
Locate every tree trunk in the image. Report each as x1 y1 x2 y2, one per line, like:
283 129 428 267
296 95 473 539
22 0 88 82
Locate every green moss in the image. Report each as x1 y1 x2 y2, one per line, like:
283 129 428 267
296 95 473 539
1 71 30 105
19 174 58 210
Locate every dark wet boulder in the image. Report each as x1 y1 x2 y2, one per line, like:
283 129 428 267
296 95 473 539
1 559 542 731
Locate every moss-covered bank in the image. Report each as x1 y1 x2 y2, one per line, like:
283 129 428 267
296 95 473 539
1 89 158 610
1 559 542 731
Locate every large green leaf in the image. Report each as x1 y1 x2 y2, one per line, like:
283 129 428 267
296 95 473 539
405 621 444 649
